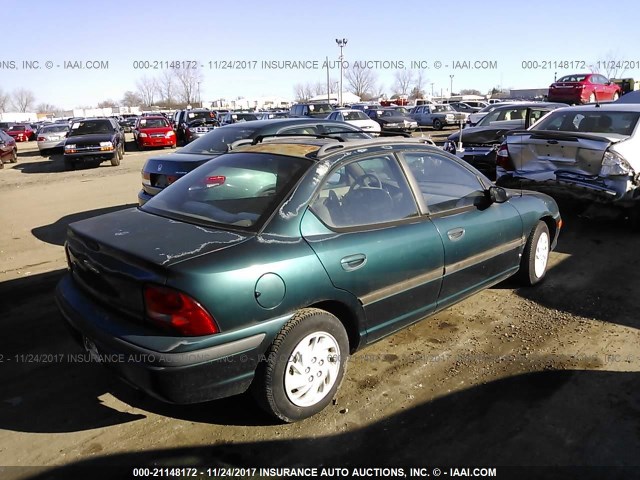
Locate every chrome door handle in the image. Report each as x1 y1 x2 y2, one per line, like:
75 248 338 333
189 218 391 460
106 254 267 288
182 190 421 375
341 254 367 271
447 227 465 241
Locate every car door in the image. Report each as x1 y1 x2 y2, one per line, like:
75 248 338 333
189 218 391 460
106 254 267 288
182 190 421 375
400 150 524 308
0 131 10 161
300 152 445 342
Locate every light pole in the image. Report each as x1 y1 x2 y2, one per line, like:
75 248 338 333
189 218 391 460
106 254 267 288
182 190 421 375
449 75 454 97
335 38 347 105
197 81 201 108
430 82 435 98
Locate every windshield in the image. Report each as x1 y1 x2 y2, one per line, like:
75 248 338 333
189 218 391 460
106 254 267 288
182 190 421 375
344 111 368 120
141 152 312 230
308 104 333 114
532 110 640 136
138 118 169 128
179 126 260 154
69 120 114 136
476 107 527 126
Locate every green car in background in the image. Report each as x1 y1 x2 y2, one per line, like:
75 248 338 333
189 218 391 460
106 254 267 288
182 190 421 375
56 137 561 422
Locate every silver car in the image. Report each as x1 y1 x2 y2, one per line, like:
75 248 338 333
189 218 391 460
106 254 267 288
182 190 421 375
496 103 640 226
37 124 69 156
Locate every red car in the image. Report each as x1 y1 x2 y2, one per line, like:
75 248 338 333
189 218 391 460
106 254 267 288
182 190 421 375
0 129 18 168
133 116 176 150
6 124 35 142
548 73 622 104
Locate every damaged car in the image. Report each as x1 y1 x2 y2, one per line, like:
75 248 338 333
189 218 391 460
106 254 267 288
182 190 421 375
496 103 640 227
444 102 567 179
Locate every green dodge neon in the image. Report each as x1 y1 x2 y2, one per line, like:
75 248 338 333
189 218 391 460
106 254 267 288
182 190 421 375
56 137 561 422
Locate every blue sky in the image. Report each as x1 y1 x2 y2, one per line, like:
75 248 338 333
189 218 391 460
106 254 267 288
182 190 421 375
2 0 639 109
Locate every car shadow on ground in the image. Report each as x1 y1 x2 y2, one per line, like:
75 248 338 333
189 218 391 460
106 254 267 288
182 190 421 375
513 200 640 330
31 204 138 246
10 154 104 174
18 369 640 480
15 146 43 157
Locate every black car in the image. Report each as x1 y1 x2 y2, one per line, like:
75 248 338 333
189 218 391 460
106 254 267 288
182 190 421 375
63 117 125 170
138 118 373 205
175 109 219 145
443 102 567 179
367 108 418 132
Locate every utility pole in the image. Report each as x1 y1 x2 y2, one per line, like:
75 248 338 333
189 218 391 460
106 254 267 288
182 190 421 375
335 38 348 105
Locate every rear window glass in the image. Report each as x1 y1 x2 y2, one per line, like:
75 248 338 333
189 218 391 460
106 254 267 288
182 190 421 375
139 118 168 128
557 75 588 82
41 125 69 133
141 152 312 230
533 110 640 136
179 126 259 154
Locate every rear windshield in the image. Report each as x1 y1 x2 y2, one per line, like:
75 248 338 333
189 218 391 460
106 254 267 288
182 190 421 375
477 107 527 125
557 75 587 82
8 125 26 131
532 110 640 136
180 126 259 154
344 111 368 120
41 125 69 133
141 152 312 230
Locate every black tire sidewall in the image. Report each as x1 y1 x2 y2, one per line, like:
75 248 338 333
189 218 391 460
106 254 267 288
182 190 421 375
257 311 349 422
521 222 550 285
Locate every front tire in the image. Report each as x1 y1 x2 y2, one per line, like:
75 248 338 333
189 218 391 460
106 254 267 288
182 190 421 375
110 145 122 166
518 221 550 286
252 308 349 423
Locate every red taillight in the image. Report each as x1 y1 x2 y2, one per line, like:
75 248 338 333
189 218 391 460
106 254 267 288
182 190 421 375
143 285 219 336
205 175 225 188
496 144 515 171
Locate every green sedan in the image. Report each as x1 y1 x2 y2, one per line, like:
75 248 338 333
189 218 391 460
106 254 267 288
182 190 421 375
56 137 561 422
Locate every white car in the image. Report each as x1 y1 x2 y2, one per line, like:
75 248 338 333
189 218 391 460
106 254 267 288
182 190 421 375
326 109 381 134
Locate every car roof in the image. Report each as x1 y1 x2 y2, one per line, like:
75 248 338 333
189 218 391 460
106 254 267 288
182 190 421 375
491 102 566 110
232 137 438 161
222 118 354 130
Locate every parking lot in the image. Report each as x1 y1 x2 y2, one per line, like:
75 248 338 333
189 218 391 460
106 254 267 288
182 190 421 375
1 135 639 477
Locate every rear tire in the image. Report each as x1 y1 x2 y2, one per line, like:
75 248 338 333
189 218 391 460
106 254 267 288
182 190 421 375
251 308 349 423
433 119 443 130
518 221 550 286
10 149 18 163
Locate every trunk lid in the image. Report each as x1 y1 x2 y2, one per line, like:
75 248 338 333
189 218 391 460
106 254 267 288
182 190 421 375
66 208 252 317
506 130 614 177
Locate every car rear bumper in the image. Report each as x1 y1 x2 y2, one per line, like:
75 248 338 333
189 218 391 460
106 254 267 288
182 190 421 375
496 174 639 206
137 189 154 206
56 274 271 404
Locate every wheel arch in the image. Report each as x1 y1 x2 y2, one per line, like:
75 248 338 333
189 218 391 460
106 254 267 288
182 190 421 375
306 299 363 353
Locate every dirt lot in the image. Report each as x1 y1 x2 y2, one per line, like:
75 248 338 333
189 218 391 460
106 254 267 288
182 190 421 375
0 134 639 479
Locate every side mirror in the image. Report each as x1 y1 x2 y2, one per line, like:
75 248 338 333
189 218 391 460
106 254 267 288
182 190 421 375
488 185 511 204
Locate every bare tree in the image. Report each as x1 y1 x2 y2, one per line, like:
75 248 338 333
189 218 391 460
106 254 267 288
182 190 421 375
392 69 414 96
136 76 159 106
158 70 176 106
293 83 314 102
589 50 628 79
0 88 9 112
174 68 204 105
122 91 143 107
11 88 36 112
459 89 482 95
345 64 377 99
97 99 118 108
409 69 428 99
36 103 57 113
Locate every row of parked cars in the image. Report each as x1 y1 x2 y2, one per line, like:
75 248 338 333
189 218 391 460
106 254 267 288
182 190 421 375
43 73 640 423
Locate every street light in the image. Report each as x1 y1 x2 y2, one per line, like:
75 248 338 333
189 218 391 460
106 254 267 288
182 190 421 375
197 81 201 108
335 38 348 106
430 82 435 98
449 75 454 97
